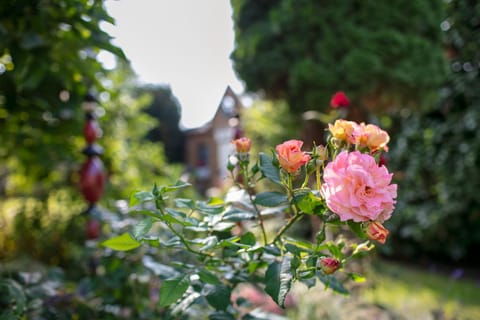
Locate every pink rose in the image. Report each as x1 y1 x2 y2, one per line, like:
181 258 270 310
365 221 389 244
330 91 350 108
232 137 252 153
275 140 311 173
321 151 397 222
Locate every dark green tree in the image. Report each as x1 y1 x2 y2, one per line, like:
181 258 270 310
386 0 480 262
142 85 185 163
231 0 448 114
0 0 125 196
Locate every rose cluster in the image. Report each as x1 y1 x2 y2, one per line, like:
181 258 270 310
232 119 396 245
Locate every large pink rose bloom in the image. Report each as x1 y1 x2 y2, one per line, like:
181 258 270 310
321 151 397 222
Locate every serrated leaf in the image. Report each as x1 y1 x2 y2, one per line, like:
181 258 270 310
129 191 154 206
222 207 256 222
254 192 288 207
205 284 232 311
240 232 256 246
265 262 280 304
161 180 192 193
259 153 282 185
159 276 189 307
317 273 349 295
175 198 195 209
293 191 324 214
132 217 153 239
102 233 141 251
209 311 236 320
197 201 225 215
129 209 162 219
264 257 293 308
198 269 221 285
347 220 367 239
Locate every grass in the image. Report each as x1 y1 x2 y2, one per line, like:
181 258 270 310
288 259 480 320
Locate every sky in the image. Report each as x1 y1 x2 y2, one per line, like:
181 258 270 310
101 0 245 129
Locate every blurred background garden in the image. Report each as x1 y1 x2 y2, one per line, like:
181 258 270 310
1 0 479 319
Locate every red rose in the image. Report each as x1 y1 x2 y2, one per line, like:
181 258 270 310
330 91 350 108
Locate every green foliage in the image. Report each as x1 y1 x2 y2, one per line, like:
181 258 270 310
386 0 480 262
231 0 448 113
142 85 185 163
103 137 382 318
0 0 125 195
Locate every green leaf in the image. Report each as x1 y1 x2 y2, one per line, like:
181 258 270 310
164 208 198 226
265 257 293 308
206 284 232 311
102 232 141 251
208 311 236 320
265 262 280 304
161 180 192 193
129 191 154 206
132 217 153 239
293 190 324 214
349 272 366 283
326 242 344 259
159 276 190 308
259 152 282 185
175 198 195 209
347 221 367 239
222 207 256 222
240 232 256 246
198 269 221 285
129 209 162 219
317 273 349 295
197 201 225 215
254 191 288 207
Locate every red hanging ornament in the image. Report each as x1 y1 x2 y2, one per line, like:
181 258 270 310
79 156 106 203
83 119 100 144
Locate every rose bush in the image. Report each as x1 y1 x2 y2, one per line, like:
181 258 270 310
103 118 397 319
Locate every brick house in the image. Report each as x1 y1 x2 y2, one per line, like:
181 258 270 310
184 86 244 194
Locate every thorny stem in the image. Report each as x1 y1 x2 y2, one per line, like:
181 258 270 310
271 171 304 244
241 162 268 245
158 206 213 258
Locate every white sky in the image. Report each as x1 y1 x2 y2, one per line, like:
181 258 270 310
102 0 245 129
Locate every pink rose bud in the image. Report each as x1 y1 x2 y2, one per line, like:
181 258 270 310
320 257 340 274
330 91 350 108
232 137 251 153
365 221 389 244
275 140 311 173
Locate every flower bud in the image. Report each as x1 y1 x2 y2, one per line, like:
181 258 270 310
365 221 389 244
320 257 340 275
330 91 350 108
232 137 251 154
275 140 311 173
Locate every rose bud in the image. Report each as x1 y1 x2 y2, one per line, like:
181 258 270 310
232 137 251 154
320 257 340 275
365 221 389 244
330 91 350 108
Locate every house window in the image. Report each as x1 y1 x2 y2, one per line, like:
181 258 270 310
197 143 209 167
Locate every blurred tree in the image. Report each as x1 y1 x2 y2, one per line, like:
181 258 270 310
387 0 480 263
231 0 448 115
142 85 185 163
0 0 125 196
0 1 184 265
